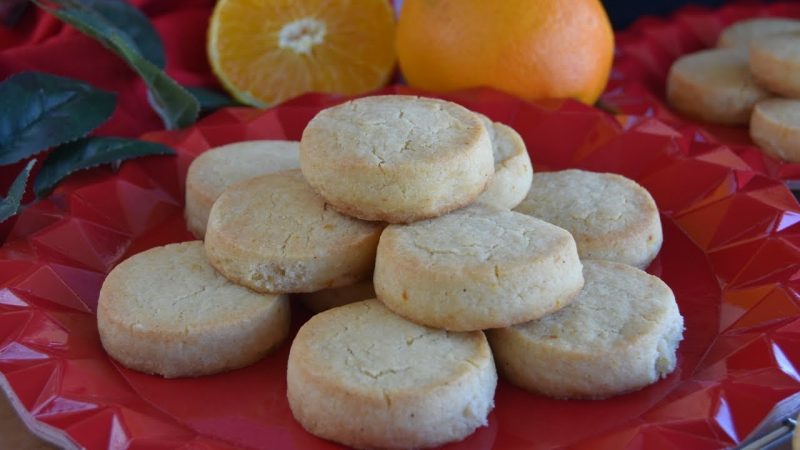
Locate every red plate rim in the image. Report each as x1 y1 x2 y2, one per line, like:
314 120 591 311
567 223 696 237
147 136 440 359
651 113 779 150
0 85 799 449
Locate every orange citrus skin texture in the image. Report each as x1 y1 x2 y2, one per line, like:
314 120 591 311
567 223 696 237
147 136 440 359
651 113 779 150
396 0 614 105
208 0 396 108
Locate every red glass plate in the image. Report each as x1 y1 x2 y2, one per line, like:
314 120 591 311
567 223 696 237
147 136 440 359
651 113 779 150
602 1 800 181
1 86 799 449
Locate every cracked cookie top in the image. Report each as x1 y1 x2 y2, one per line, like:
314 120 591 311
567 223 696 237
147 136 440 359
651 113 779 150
510 260 682 351
291 299 490 392
515 169 659 244
301 95 486 166
381 204 572 268
207 170 383 258
298 95 494 223
99 241 283 332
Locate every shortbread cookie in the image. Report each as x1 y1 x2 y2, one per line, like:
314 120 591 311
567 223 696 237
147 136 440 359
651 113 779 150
97 241 290 378
750 98 800 162
205 170 383 293
750 33 800 98
514 169 662 269
666 47 771 125
300 95 494 223
374 204 584 331
717 18 800 48
185 140 299 238
287 300 496 449
488 260 684 399
474 114 533 209
296 280 376 313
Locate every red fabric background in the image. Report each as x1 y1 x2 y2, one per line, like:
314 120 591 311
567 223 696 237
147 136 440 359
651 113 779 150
0 1 218 241
0 1 218 137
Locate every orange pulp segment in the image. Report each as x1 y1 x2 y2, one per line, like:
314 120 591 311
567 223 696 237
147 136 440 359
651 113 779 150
208 0 396 107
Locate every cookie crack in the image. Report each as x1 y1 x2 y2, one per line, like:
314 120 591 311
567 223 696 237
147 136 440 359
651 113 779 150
369 144 386 167
280 232 294 254
405 330 432 346
344 345 411 380
170 285 209 304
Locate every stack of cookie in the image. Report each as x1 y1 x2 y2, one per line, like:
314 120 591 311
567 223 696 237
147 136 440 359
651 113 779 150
96 95 684 450
666 17 800 162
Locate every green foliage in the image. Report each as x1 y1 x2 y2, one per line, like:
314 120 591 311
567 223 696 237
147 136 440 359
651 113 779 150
34 0 199 129
187 86 241 112
0 71 116 165
0 160 36 222
34 137 175 196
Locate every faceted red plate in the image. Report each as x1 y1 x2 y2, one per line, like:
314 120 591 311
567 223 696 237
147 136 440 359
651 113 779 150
1 86 799 449
602 1 800 181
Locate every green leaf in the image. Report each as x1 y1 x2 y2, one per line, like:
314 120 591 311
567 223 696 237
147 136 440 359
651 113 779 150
187 87 241 112
34 0 199 129
0 159 36 223
34 137 175 197
141 70 200 129
0 71 117 165
80 0 165 68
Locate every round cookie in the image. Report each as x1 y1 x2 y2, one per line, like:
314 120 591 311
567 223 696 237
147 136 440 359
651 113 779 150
514 169 662 269
97 241 290 378
750 32 800 98
374 204 584 331
474 114 533 210
666 47 771 125
204 170 383 294
488 260 684 399
717 18 800 48
300 95 494 223
296 280 376 313
287 299 496 449
750 98 800 162
185 140 299 238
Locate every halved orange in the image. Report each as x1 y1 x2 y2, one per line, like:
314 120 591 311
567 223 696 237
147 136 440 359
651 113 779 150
208 0 396 107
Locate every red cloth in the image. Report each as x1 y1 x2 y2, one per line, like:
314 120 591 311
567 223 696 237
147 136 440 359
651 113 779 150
0 0 219 137
0 1 218 240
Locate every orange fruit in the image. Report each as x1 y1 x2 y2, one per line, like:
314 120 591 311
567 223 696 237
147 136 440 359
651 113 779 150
208 0 396 107
396 0 614 105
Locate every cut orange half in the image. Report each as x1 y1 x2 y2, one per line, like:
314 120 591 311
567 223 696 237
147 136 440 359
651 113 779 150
208 0 397 107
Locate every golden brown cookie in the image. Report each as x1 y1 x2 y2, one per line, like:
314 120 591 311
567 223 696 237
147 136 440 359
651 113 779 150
750 98 800 162
300 95 494 223
749 32 800 98
185 140 299 238
666 47 771 125
717 18 800 48
97 241 290 378
205 170 383 293
374 204 584 331
474 114 533 209
287 300 496 449
488 260 683 399
514 169 662 269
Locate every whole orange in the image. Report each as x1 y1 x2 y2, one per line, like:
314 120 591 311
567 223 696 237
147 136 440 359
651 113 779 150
396 0 614 105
